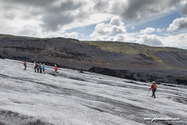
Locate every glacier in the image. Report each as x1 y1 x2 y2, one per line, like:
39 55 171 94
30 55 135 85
0 59 186 125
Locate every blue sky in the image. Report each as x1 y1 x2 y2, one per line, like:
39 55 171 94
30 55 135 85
0 0 187 49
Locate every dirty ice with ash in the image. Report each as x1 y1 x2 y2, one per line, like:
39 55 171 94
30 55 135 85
0 59 186 125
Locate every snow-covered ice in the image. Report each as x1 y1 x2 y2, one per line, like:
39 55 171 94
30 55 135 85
0 59 186 125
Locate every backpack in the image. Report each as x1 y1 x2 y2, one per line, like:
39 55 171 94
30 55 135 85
35 64 37 68
154 84 157 89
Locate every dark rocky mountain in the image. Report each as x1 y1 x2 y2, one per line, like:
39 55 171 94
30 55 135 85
1 34 187 84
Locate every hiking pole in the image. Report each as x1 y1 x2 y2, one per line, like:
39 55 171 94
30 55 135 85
146 90 150 96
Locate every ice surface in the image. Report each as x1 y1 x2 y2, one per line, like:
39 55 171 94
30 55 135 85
0 59 186 125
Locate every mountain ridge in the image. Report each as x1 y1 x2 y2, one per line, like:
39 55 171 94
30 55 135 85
0 34 187 84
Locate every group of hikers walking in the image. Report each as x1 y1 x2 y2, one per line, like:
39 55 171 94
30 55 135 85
24 61 157 97
33 62 46 74
23 61 59 76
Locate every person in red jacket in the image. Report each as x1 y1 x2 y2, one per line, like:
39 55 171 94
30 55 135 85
150 81 157 98
54 64 58 76
23 62 27 71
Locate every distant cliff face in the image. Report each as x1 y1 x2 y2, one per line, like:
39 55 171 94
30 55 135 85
1 34 187 84
0 34 187 71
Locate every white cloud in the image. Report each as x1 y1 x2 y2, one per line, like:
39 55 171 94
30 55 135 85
91 34 126 42
168 17 187 31
38 31 78 39
0 0 186 50
137 34 163 46
105 33 138 42
0 0 183 37
112 25 126 34
115 0 182 22
137 31 187 49
181 1 187 16
90 23 111 37
160 33 187 49
0 0 112 38
17 26 40 37
131 26 135 29
110 17 124 26
156 28 165 33
62 32 78 38
140 27 156 34
113 34 126 41
90 18 126 37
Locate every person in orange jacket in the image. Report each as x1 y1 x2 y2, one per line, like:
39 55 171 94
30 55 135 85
150 81 157 98
54 64 58 76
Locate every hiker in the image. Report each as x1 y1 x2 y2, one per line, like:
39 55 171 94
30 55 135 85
80 69 83 73
37 63 39 73
54 64 58 76
39 63 42 73
23 62 27 70
150 81 157 98
34 62 37 72
43 63 46 74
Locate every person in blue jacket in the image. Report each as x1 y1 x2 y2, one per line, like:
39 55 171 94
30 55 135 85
43 63 46 74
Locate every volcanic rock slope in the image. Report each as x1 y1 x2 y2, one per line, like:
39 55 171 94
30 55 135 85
1 34 187 84
0 58 186 125
1 34 187 71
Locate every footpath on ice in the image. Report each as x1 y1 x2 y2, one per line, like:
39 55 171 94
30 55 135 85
0 58 186 125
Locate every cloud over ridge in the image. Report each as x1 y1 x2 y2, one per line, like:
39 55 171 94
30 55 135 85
168 17 187 31
0 0 187 49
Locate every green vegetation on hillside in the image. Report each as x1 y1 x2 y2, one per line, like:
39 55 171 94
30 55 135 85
80 41 181 54
80 41 187 68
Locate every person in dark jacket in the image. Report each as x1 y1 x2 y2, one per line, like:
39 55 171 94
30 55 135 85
37 63 39 73
150 81 157 98
39 63 42 73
